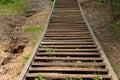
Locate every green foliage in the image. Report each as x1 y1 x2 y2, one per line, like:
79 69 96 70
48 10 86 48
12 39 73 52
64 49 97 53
98 0 108 3
94 77 103 80
65 77 72 80
111 0 120 40
113 0 120 16
35 73 45 80
0 0 19 5
114 19 120 25
112 19 120 40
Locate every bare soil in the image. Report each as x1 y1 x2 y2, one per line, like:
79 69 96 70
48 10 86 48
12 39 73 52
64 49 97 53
0 0 51 80
81 0 120 75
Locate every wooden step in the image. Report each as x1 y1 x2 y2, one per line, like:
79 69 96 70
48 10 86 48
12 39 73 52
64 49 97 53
47 26 88 29
38 49 99 52
42 39 94 42
45 31 89 34
39 45 97 48
29 67 108 73
50 21 84 23
47 30 88 33
44 35 91 37
50 17 83 19
49 23 86 26
43 37 92 40
47 26 87 29
32 62 105 67
36 52 100 57
26 73 111 79
41 42 95 45
46 32 90 34
34 57 103 62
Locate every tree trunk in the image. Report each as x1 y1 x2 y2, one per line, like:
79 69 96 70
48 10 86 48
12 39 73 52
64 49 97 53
108 0 115 20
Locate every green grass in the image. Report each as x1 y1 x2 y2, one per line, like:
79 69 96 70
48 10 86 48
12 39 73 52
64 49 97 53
109 0 120 40
0 0 20 5
112 0 120 17
24 25 45 44
23 54 31 64
112 19 120 40
105 50 120 79
112 0 120 39
23 25 45 64
0 0 28 16
96 0 120 40
109 60 120 79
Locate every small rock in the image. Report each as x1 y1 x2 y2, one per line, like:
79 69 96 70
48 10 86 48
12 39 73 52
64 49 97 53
113 47 116 50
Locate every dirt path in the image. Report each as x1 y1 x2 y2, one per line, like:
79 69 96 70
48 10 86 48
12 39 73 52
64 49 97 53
81 0 120 76
0 0 51 80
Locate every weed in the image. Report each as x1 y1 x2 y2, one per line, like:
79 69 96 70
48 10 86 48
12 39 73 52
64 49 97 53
65 77 72 80
39 45 55 56
76 60 82 63
94 76 103 80
74 60 82 68
114 19 120 25
46 48 55 56
35 73 45 80
79 78 83 80
39 45 46 49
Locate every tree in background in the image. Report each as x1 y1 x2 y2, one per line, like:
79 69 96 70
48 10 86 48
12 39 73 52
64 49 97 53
108 0 115 20
99 0 120 20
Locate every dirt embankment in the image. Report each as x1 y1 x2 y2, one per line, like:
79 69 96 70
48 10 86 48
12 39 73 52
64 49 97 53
0 0 51 80
81 0 120 75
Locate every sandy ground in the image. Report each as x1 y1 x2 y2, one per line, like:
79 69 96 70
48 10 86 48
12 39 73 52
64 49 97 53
0 6 50 80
